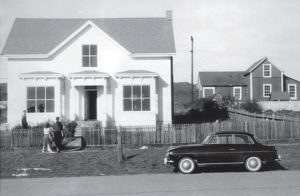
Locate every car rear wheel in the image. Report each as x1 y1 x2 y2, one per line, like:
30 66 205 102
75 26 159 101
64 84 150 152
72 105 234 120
178 157 196 174
245 156 262 172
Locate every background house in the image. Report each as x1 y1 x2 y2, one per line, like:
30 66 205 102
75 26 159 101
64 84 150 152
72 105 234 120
0 11 176 127
198 57 300 110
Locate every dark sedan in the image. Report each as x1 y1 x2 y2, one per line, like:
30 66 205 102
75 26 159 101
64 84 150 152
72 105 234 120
164 132 281 174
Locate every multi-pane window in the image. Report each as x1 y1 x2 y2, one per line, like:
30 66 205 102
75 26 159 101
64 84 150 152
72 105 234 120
123 85 150 111
27 87 54 113
263 84 272 97
263 64 271 77
82 45 97 67
0 83 7 123
288 84 297 99
233 87 242 100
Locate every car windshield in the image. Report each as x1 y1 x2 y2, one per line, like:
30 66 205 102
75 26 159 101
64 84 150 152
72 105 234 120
201 135 212 144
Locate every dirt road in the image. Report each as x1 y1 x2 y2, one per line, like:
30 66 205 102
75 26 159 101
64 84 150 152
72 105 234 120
1 171 300 196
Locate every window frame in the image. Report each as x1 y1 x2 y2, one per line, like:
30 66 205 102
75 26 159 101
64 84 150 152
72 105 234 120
263 84 272 98
26 86 55 113
202 87 215 98
233 86 242 100
123 85 151 112
263 64 272 78
288 84 297 100
82 44 98 67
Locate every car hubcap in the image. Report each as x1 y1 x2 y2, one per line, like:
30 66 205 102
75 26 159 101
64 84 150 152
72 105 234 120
249 158 258 168
182 160 192 170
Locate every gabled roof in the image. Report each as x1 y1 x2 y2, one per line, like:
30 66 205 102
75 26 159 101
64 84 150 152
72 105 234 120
2 18 176 56
198 72 246 86
244 57 267 75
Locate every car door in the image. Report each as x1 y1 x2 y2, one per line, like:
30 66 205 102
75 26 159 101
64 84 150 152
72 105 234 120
205 134 237 164
231 134 255 162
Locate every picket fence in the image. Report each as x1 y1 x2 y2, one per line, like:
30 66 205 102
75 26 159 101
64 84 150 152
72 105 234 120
1 120 300 150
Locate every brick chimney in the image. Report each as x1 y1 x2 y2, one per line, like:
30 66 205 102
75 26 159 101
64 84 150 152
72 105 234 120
166 10 172 21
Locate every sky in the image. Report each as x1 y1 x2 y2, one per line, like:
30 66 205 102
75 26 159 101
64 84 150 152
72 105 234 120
0 0 300 82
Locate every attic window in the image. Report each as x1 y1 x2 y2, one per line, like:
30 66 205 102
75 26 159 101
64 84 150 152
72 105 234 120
263 64 271 77
82 45 97 67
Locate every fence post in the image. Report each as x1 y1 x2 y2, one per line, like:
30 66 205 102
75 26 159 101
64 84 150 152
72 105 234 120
117 126 125 162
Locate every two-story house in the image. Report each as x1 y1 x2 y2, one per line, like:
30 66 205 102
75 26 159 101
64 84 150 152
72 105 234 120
0 11 176 127
198 57 300 107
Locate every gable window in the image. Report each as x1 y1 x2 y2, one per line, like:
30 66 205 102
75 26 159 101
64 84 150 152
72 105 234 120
82 45 97 67
288 84 297 99
203 87 215 98
263 64 271 77
27 87 54 113
233 87 242 100
263 84 272 97
123 85 150 111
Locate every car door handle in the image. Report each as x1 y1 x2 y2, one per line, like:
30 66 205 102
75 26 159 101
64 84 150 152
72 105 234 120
228 148 236 151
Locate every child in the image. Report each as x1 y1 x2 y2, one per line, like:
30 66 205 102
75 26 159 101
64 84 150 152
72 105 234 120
42 123 55 153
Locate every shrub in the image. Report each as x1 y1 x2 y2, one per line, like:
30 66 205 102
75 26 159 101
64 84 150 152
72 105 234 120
240 100 262 114
174 98 229 123
65 121 77 137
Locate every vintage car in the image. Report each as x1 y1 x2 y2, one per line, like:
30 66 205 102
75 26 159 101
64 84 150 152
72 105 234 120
164 132 281 174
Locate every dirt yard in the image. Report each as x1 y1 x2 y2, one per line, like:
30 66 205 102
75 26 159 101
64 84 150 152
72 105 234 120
1 144 300 178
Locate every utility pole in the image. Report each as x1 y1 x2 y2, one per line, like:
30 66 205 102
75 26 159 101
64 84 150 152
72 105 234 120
191 36 194 104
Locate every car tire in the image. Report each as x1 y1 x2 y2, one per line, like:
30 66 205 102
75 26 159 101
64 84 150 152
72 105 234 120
245 156 262 172
178 157 196 174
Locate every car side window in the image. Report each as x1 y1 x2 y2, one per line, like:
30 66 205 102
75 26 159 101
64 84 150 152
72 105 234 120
234 134 254 144
209 135 233 144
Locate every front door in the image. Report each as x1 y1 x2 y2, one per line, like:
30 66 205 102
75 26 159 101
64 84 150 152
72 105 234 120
85 86 97 120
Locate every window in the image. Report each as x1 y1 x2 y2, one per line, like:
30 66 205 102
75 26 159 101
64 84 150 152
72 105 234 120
123 85 150 111
27 87 54 113
209 134 233 144
263 84 272 97
233 87 242 100
234 134 254 144
82 45 97 67
203 87 215 98
0 83 7 123
288 84 297 99
263 64 271 77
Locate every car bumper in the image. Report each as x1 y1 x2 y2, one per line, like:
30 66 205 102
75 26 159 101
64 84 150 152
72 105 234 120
275 155 281 162
164 158 174 165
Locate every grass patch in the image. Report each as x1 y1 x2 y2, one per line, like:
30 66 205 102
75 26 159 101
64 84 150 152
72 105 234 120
1 144 300 178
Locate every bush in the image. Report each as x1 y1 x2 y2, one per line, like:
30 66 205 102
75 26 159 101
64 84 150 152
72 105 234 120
240 100 262 114
65 121 77 137
174 98 229 123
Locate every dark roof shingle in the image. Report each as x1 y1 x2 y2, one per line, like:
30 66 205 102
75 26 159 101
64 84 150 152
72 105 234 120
2 18 176 55
199 72 247 86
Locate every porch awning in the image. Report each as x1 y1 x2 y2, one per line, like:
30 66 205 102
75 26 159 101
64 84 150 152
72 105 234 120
19 71 64 79
270 91 290 101
68 70 110 86
115 70 159 78
68 70 110 78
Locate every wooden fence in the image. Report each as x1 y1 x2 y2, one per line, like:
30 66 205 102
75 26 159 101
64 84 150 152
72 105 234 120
2 120 299 150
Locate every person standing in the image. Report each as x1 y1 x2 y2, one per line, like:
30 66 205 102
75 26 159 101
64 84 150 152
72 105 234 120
53 117 64 152
42 123 55 153
21 110 28 129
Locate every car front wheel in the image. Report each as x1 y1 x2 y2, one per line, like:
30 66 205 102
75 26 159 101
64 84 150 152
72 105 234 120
245 156 262 172
178 157 196 174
